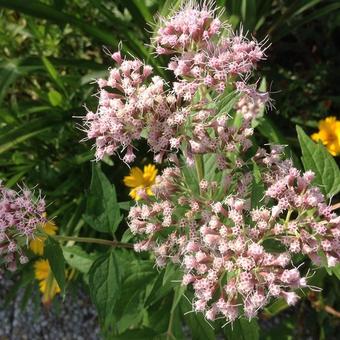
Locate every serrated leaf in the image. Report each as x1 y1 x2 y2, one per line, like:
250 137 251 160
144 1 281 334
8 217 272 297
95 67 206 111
44 236 66 295
114 259 156 333
83 163 122 234
296 126 340 197
89 250 122 324
62 245 97 274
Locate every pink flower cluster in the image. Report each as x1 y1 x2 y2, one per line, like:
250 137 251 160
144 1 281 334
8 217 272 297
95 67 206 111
256 148 340 267
154 2 222 54
154 2 266 97
83 1 339 323
128 150 339 322
84 54 159 161
83 2 268 164
0 182 46 272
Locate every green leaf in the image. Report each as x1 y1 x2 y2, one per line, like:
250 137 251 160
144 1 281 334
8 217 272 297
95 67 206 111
203 153 217 182
217 89 238 114
251 162 265 209
89 250 122 324
264 298 289 318
145 264 181 307
0 115 65 154
44 236 66 295
241 0 257 32
330 264 340 280
180 298 215 340
113 328 157 340
42 56 66 94
224 318 260 340
163 262 179 285
0 61 20 106
62 245 97 274
119 0 151 28
83 163 122 234
131 0 153 23
52 0 65 10
48 89 63 107
296 126 340 197
147 296 184 340
119 201 132 211
273 3 340 42
0 0 119 46
121 228 134 243
171 285 186 314
0 0 164 76
115 260 156 333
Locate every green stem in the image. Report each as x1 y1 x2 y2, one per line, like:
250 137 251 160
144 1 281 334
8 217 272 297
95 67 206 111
54 235 133 249
285 209 292 225
166 294 177 340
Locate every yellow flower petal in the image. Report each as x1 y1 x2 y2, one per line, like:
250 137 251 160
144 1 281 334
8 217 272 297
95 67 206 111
129 187 139 200
146 187 154 196
44 220 57 235
34 259 49 280
311 116 340 156
123 167 144 187
30 237 45 256
34 259 60 304
143 164 158 185
124 164 158 200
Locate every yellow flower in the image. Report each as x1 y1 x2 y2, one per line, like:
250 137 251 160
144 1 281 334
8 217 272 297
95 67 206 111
123 164 158 200
34 259 60 304
30 220 58 256
311 116 340 156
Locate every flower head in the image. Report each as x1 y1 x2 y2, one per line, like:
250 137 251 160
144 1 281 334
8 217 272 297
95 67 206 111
128 147 339 322
30 219 58 256
34 259 60 304
0 182 46 272
311 116 340 156
123 164 158 200
82 1 339 325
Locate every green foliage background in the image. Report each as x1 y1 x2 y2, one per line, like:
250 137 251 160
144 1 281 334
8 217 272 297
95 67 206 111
0 1 339 339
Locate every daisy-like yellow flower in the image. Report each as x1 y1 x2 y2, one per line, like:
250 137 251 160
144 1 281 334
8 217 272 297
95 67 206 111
123 164 158 200
311 116 340 156
34 259 60 304
30 219 58 256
